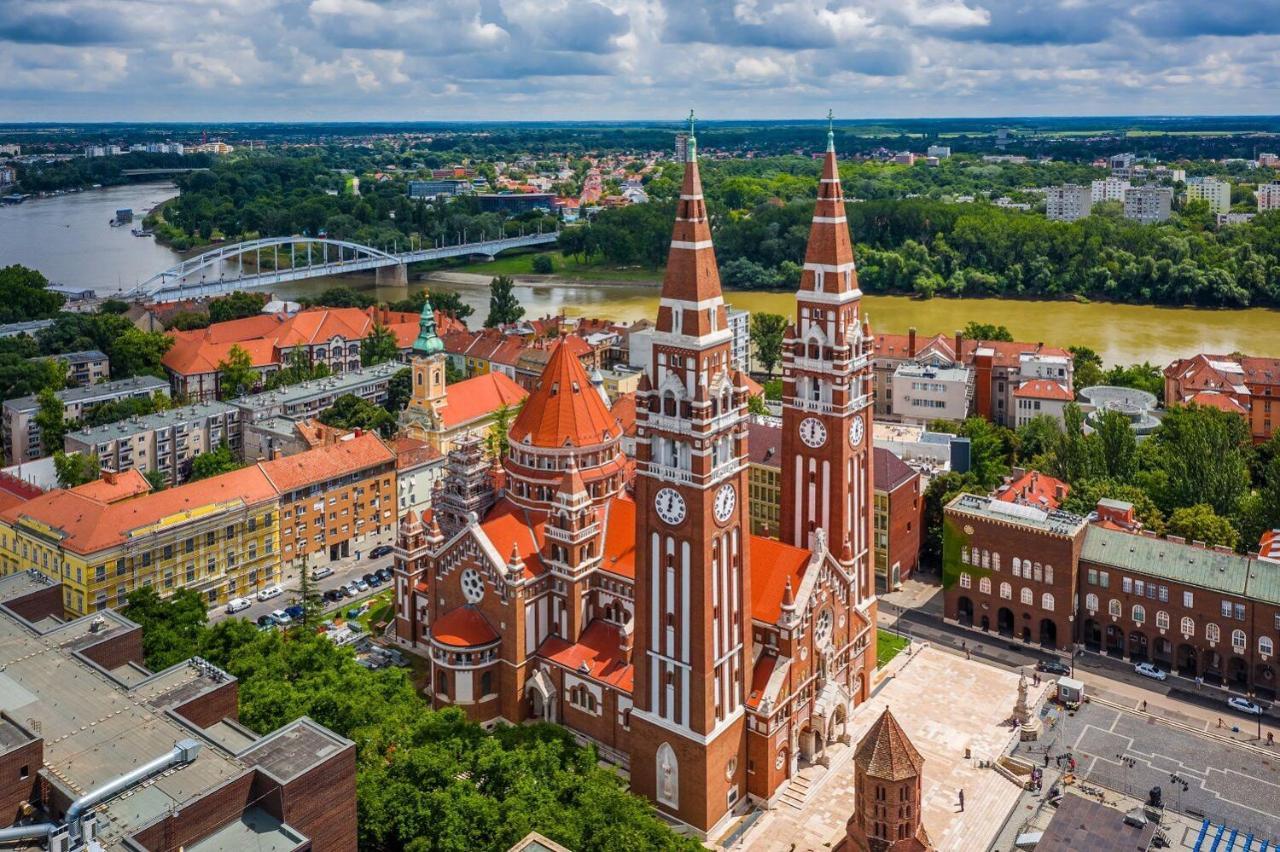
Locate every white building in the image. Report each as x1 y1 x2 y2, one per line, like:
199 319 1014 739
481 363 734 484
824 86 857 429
727 307 750 372
1123 185 1173 223
392 436 446 519
1091 177 1130 203
1045 184 1093 222
890 363 972 424
926 145 951 159
1186 177 1231 214
1256 182 1280 212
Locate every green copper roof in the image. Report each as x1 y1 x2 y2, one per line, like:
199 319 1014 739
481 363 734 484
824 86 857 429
413 296 445 356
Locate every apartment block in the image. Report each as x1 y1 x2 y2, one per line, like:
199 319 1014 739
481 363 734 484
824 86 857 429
1186 176 1231 214
727 306 751 371
32 349 110 385
1091 177 1130 203
890 363 972 423
1045 184 1092 222
63 400 241 487
1123 185 1173 223
1256 182 1280 212
1164 352 1280 443
2 375 168 463
234 360 402 428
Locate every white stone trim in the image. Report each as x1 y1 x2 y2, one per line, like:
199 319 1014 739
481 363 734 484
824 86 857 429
669 240 715 250
811 216 847 224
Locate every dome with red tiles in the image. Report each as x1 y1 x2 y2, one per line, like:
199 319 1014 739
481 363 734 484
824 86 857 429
509 338 623 449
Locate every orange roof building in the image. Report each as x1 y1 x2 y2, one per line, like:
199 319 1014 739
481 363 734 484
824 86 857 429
995 469 1070 511
1164 353 1280 443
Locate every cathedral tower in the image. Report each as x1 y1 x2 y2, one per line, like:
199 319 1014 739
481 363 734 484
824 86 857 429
630 113 753 836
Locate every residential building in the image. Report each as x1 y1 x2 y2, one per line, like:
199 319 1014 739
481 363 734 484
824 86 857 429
2 375 168 464
0 574 356 852
891 152 916 165
391 435 445 518
63 400 241 486
475 193 555 214
1045 184 1092 221
1013 378 1073 426
1123 185 1172 223
674 133 689 162
1186 176 1231 214
391 128 878 837
873 447 921 591
0 318 55 338
408 179 471 198
890 363 972 423
1109 152 1136 172
0 466 280 615
995 468 1069 510
32 349 109 385
727 306 750 371
745 419 782 536
926 144 951 159
1090 177 1130 203
1256 182 1280 212
1164 352 1280 443
1217 212 1256 226
262 431 397 568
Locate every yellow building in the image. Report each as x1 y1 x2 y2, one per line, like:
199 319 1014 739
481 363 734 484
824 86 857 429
0 467 280 616
746 421 782 536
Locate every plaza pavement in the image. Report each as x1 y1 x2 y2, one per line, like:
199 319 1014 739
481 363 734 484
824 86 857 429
737 644 1049 852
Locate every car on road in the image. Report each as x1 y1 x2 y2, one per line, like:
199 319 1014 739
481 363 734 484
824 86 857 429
355 579 369 592
370 545 393 559
344 581 361 597
323 589 344 603
1226 696 1264 715
1134 662 1168 681
284 605 305 621
225 597 253 614
310 565 333 581
363 572 381 587
256 614 276 630
1036 659 1071 676
270 609 291 626
257 584 283 602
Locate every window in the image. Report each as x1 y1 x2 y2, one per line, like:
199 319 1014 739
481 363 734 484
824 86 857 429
1122 577 1133 594
1108 599 1122 618
960 546 970 565
959 572 971 589
1233 603 1245 621
1221 600 1232 618
1020 587 1033 605
992 553 1001 572
1013 557 1022 577
1099 571 1109 589
1183 590 1194 608
1087 568 1097 586
1044 564 1053 584
1181 616 1195 636
1085 593 1098 613
1132 605 1145 625
982 550 991 570
1206 623 1220 644
1134 579 1145 597
1158 585 1168 603
1232 630 1246 652
999 582 1011 600
1041 593 1054 611
656 743 679 808
1261 636 1275 657
1156 611 1170 630
979 577 991 595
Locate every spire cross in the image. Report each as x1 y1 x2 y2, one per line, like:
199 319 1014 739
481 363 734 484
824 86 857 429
686 109 697 162
827 109 835 153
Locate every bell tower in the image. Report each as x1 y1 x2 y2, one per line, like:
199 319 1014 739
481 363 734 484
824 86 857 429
402 297 448 441
630 112 752 837
780 114 875 605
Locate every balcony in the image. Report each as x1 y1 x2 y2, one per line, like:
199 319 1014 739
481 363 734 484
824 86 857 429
640 462 694 484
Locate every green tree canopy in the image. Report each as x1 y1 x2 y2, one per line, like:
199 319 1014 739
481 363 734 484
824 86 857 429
1166 503 1240 550
485 275 525 327
749 312 788 376
361 323 399 366
961 321 1013 342
318 393 395 436
34 388 68 457
266 348 331 390
1068 345 1104 391
217 344 258 398
0 265 65 323
53 451 100 488
189 442 244 481
209 291 269 323
1139 403 1249 517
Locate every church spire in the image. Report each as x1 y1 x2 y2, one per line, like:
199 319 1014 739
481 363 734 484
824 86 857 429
801 112 858 296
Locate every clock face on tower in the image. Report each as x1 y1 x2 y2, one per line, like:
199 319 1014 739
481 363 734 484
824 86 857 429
799 417 828 448
654 487 687 526
714 483 736 524
849 416 865 447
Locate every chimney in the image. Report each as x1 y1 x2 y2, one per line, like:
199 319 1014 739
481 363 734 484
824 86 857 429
354 428 363 437
1054 483 1066 502
954 329 963 359
102 469 117 485
908 327 917 357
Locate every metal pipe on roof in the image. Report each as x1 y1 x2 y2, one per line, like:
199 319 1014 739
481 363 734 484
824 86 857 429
65 738 202 841
0 822 56 844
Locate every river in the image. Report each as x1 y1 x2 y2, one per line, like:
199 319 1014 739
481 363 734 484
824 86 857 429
2 184 1276 367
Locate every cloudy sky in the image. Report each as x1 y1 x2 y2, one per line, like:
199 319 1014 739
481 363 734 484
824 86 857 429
1 0 1276 121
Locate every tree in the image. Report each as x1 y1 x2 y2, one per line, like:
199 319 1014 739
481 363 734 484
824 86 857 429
1095 409 1137 481
1048 403 1101 484
125 587 209 670
1141 404 1249 517
361 323 399 366
385 367 413 414
110 327 173 379
189 442 244 481
1069 345 1104 391
485 275 525 327
166 310 210 331
962 321 1013 342
209 291 269 323
34 388 68 457
954 416 1014 491
98 298 130 315
531 254 554 274
1061 478 1166 534
749 312 788 376
293 557 325 629
0 265 65 323
317 394 395 436
1167 504 1240 550
485 402 521 459
144 469 168 491
747 394 768 415
1015 415 1061 466
53 451 99 488
266 348 330 389
301 286 374 309
0 352 64 402
217 344 258 398
387 289 474 322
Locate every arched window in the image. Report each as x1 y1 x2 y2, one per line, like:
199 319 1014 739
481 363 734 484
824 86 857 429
1020 587 1033 605
999 582 1012 600
1044 564 1054 584
1260 636 1275 656
979 577 991 595
1156 611 1170 630
961 546 970 565
1042 593 1055 611
982 550 991 570
1181 616 1195 636
992 553 1001 572
1206 623 1220 643
656 743 679 808
1033 562 1043 582
1231 629 1246 652
1132 605 1145 625
480 671 493 696
1108 599 1122 618
959 572 971 589
1085 593 1098 613
1012 557 1022 578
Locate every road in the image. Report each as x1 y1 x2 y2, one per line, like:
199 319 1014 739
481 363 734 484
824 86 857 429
211 549 395 626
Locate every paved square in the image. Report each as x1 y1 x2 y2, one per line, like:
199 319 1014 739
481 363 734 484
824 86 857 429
740 646 1048 851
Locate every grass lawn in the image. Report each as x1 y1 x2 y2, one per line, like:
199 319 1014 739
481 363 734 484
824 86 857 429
877 628 910 668
447 249 662 283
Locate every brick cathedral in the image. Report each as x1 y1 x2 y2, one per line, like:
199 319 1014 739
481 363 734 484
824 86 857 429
393 119 878 838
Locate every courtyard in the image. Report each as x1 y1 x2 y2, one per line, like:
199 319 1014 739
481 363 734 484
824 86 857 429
738 645 1048 851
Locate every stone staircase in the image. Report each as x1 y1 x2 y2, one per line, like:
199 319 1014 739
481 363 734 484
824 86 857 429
777 740 854 811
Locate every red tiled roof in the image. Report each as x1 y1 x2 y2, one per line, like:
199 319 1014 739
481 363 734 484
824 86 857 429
479 498 546 579
747 654 779 710
389 435 443 471
509 339 622 448
163 337 278 376
873 447 916 493
996 469 1069 510
71 468 153 503
1187 390 1248 414
259 432 393 492
747 421 781 467
1013 379 1073 401
440 372 528 431
855 708 924 781
749 536 811 624
611 393 637 437
432 605 500 647
537 619 633 691
600 495 636 579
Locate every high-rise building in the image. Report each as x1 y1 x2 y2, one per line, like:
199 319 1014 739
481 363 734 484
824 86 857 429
1123 185 1173 223
1256 182 1280 211
1090 177 1130 203
1186 176 1231 214
1045 184 1093 221
674 133 689 162
926 144 951 159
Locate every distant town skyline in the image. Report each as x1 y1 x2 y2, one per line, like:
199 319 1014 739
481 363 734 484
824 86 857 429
1 0 1277 121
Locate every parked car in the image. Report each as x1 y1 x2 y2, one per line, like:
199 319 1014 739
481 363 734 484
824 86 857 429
284 605 305 621
376 567 392 583
363 572 381 587
1036 659 1071 676
323 589 344 603
256 614 276 629
370 545 393 559
257 584 283 602
225 597 253 614
344 581 361 597
355 579 369 592
270 609 292 626
1134 662 1168 681
310 565 333 581
1226 696 1264 716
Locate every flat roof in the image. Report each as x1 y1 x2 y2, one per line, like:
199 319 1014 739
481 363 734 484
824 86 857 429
187 807 307 852
4 375 168 414
1036 793 1156 852
235 361 399 412
238 718 350 784
948 492 1087 537
34 349 107 365
893 363 971 382
65 399 238 445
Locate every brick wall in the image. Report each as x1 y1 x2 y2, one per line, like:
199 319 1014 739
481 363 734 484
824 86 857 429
173 680 239 727
280 745 358 852
128 772 255 851
0 736 42 828
78 627 144 670
2 584 62 623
